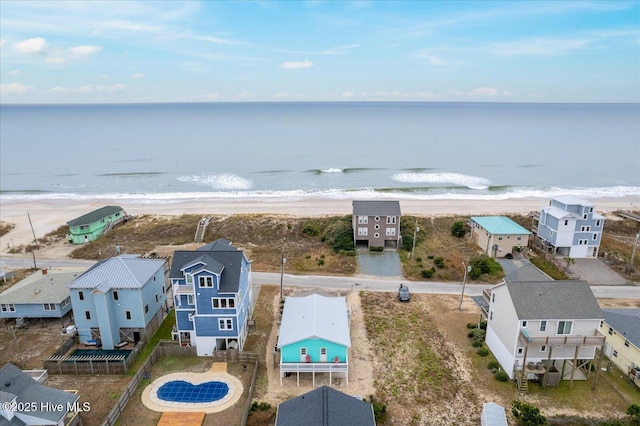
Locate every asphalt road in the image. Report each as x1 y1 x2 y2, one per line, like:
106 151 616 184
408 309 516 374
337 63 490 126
3 256 637 299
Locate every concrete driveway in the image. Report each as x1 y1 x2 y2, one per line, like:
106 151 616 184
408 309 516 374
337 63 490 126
567 258 632 285
355 249 403 278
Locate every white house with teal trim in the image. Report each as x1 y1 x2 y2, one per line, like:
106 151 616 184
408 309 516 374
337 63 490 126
469 216 531 258
170 239 254 357
67 255 168 350
536 195 605 258
0 268 84 323
277 294 351 387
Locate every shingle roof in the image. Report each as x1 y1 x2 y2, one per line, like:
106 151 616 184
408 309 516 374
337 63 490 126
67 255 164 291
66 205 124 227
542 205 578 220
0 363 79 424
277 294 351 348
603 309 640 348
0 269 84 304
170 239 246 293
505 281 603 320
275 386 375 426
352 200 401 216
471 216 531 235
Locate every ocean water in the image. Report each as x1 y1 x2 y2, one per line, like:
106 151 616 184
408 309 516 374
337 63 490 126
1 102 638 203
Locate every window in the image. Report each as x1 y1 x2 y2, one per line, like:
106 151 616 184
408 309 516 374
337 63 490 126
491 293 495 303
608 327 613 335
188 313 194 321
61 297 70 308
489 310 493 321
213 299 219 308
613 350 618 358
595 220 601 227
186 275 193 284
564 220 569 226
517 236 522 240
1 304 16 312
374 233 380 238
144 304 149 314
187 295 194 305
386 216 397 224
589 207 593 213
517 348 523 355
199 276 213 288
581 226 591 232
218 318 233 330
539 321 547 332
625 340 630 348
374 216 380 222
320 347 327 355
43 303 56 311
126 311 132 320
300 348 307 355
212 298 235 309
357 227 368 236
386 227 396 236
358 216 368 225
593 234 598 240
85 311 91 320
155 294 159 302
79 291 84 301
557 321 572 335
374 224 380 230
541 345 547 353
498 236 503 241
583 214 588 219
521 321 528 328
113 291 119 301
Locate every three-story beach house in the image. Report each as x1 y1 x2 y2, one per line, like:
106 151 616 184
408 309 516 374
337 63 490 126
170 239 254 357
469 216 531 258
352 200 401 250
534 195 604 258
277 293 351 387
480 280 605 391
66 205 128 244
67 255 169 350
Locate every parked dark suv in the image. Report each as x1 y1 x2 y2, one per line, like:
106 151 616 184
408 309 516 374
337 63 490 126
398 284 410 302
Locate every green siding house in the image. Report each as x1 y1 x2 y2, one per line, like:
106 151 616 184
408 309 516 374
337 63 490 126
66 205 127 244
277 294 351 387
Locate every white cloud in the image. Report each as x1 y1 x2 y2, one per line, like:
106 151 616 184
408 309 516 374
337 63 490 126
468 87 499 96
47 83 125 95
280 60 313 70
342 91 355 98
45 57 65 64
130 73 145 79
0 82 34 94
68 45 103 55
14 37 48 54
276 44 359 56
488 37 591 56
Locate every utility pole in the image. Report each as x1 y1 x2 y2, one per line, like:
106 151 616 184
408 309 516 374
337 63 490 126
27 212 38 249
280 250 286 302
410 219 419 259
459 262 472 311
630 232 640 276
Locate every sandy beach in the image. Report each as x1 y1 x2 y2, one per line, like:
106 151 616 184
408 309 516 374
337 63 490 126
1 195 639 256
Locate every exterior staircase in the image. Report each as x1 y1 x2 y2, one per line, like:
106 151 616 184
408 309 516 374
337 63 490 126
194 217 212 243
516 375 529 393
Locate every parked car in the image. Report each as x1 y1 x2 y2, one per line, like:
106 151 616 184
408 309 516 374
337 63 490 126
398 284 410 302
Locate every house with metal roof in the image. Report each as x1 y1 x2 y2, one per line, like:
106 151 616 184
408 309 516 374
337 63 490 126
277 294 351 387
352 200 401 250
66 205 127 244
275 385 375 426
170 239 254 356
0 363 81 426
469 216 531 258
598 309 640 388
480 281 605 391
67 255 169 350
0 268 84 323
535 195 605 258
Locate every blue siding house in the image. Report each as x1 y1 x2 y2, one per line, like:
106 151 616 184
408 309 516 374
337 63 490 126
0 269 83 324
67 255 168 350
170 239 254 357
277 294 351 387
536 195 605 258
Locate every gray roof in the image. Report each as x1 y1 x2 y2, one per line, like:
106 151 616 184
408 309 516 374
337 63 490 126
505 281 603 320
0 363 79 425
352 200 401 216
276 386 375 426
170 239 247 293
277 294 351 348
503 263 552 283
603 309 640 348
66 205 124 227
552 195 593 207
67 255 165 292
0 269 84 304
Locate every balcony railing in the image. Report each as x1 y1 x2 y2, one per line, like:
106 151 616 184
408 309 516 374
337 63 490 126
519 329 605 346
280 362 348 374
173 284 194 294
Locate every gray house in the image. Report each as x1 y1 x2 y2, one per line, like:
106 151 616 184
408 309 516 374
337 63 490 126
535 195 604 258
0 269 84 324
275 386 375 426
0 363 81 425
352 200 401 250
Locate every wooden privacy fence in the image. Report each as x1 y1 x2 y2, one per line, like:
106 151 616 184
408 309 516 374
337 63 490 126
43 343 142 375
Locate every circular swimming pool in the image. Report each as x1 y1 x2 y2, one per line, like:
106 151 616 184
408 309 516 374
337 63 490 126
157 380 230 403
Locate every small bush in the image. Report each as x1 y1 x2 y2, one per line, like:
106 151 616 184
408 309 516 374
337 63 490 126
316 259 325 266
477 348 490 357
338 249 356 256
479 320 487 330
512 400 547 426
365 395 388 424
427 255 434 260
466 322 477 329
433 256 445 268
302 221 321 236
467 331 475 338
451 221 467 238
422 269 434 278
250 401 272 413
370 246 384 252
495 370 509 382
469 328 486 342
416 257 422 263
487 361 501 370
472 340 483 348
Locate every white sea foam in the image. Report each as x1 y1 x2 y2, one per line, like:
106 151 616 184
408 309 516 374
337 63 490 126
177 174 253 190
320 168 343 173
392 172 491 190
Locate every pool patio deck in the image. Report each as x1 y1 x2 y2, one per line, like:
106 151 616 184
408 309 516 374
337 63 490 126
141 362 243 413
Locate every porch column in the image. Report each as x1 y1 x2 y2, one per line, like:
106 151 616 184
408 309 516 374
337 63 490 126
593 344 605 390
543 346 553 388
570 345 580 388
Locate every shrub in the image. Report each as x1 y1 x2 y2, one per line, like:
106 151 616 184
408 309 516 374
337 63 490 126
495 370 509 381
512 400 547 426
302 221 321 236
469 328 486 342
370 246 384 252
467 331 475 338
365 395 388 424
433 256 445 268
321 216 355 253
422 268 435 278
338 249 356 256
416 257 422 263
472 340 483 348
451 221 467 238
471 255 503 275
466 322 477 329
316 259 325 266
487 361 501 370
628 404 640 425
250 401 272 413
479 320 487 330
477 348 490 357
427 255 434 260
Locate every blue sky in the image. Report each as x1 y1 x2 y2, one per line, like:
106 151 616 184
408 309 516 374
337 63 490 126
1 1 638 103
